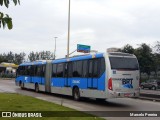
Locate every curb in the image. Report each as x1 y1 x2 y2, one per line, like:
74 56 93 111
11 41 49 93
134 93 160 102
138 96 160 102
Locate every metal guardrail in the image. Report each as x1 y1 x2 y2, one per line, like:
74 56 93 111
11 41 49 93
130 89 160 101
140 93 160 98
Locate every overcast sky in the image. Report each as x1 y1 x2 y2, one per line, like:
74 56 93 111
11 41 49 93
0 0 160 58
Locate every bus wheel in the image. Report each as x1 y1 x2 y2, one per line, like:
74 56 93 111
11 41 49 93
35 84 39 92
73 87 80 101
20 82 24 89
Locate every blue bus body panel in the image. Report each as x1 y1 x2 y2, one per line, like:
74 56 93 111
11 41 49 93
51 72 106 91
51 78 65 87
31 76 44 85
87 78 92 88
41 78 45 85
70 78 88 89
16 76 45 85
16 76 26 83
93 78 98 88
97 73 105 90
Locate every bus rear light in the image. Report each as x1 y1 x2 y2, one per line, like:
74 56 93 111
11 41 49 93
108 78 113 90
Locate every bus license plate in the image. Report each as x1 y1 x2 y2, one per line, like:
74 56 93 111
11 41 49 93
124 93 133 97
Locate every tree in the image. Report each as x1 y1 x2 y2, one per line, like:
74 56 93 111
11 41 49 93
39 51 54 60
134 43 153 79
0 53 7 63
14 52 26 64
6 51 14 63
0 51 25 64
154 41 160 53
152 41 160 77
0 0 20 29
119 44 134 54
28 51 54 62
28 51 36 62
152 53 160 77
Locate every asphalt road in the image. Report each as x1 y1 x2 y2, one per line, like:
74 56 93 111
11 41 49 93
0 79 160 120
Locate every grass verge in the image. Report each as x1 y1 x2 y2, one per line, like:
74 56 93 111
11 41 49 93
0 93 103 120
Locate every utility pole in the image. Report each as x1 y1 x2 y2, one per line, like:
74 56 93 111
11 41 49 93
67 0 71 58
54 37 58 59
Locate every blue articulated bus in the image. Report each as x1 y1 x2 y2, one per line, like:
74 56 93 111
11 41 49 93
16 52 140 100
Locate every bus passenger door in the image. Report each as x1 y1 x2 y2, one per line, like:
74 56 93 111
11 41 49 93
64 63 71 87
92 59 99 89
33 65 42 86
29 65 34 84
36 65 44 85
87 59 98 89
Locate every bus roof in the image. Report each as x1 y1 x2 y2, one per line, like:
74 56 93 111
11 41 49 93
20 61 47 66
52 53 104 64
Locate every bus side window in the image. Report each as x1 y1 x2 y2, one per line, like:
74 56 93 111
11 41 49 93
68 62 73 78
34 65 38 76
99 58 105 76
57 63 64 77
64 63 68 78
88 60 93 78
72 62 78 77
24 66 27 75
77 61 82 77
36 65 41 76
41 65 45 77
25 66 30 76
63 62 73 78
82 60 88 77
18 66 22 75
93 59 99 78
30 65 35 76
21 66 25 75
72 61 82 77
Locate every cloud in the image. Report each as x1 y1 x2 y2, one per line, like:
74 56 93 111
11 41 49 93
0 0 160 58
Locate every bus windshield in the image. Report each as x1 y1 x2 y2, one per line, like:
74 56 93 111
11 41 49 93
109 57 139 70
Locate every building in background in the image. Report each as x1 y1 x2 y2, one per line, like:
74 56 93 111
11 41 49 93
0 62 18 77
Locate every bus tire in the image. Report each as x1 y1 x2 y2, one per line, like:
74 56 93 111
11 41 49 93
19 81 21 87
73 87 80 101
35 83 39 92
20 81 24 89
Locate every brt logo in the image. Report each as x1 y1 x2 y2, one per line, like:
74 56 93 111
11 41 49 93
122 78 133 89
122 78 133 85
